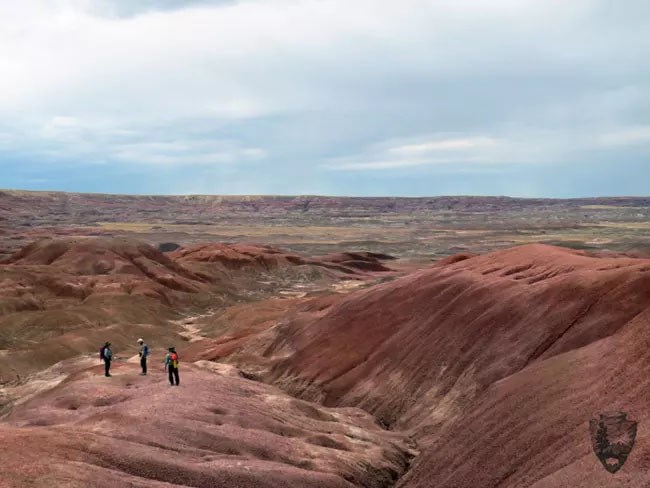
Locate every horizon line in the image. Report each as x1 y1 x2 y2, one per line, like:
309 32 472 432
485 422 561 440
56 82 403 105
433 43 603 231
2 187 650 201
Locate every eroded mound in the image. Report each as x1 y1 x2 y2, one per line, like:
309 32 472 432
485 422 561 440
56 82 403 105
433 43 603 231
247 245 650 430
172 243 395 277
3 237 208 288
188 244 650 486
1 361 414 488
0 238 221 382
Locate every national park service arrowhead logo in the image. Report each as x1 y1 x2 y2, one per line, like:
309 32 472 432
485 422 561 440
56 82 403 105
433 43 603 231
589 412 637 473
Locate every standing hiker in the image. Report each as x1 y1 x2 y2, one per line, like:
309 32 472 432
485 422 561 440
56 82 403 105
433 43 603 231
100 341 113 377
137 338 149 376
163 347 180 386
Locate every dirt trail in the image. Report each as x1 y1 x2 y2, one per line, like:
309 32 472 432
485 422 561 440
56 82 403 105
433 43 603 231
172 310 219 342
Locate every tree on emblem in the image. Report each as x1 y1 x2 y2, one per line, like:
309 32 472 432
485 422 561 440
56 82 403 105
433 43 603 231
595 421 608 455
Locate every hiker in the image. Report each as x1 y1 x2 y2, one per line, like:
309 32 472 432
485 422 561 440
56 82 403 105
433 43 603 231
163 347 180 386
100 341 113 377
137 338 149 375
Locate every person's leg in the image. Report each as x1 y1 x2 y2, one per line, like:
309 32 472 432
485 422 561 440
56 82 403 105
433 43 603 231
168 366 174 385
104 360 111 377
141 357 147 375
173 367 179 386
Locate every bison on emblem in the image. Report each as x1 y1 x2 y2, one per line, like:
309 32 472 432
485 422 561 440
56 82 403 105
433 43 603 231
589 412 637 473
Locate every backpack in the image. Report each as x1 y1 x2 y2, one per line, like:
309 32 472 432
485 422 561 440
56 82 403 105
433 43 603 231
99 346 106 361
170 352 179 368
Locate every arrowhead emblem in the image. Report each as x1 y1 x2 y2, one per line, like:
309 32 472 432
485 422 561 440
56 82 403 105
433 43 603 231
589 412 637 473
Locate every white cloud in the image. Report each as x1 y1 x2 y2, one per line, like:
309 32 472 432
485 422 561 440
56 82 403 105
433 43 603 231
0 0 639 117
112 141 266 165
20 114 267 166
0 0 649 193
325 134 522 170
324 124 650 172
598 126 650 147
388 137 499 155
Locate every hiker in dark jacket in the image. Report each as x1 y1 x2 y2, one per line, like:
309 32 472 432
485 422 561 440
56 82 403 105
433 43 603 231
100 342 113 377
163 347 180 386
137 338 149 375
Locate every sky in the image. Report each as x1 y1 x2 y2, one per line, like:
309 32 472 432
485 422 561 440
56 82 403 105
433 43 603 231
0 0 649 197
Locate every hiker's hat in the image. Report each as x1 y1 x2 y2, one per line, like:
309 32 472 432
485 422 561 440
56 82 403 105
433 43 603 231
137 338 143 343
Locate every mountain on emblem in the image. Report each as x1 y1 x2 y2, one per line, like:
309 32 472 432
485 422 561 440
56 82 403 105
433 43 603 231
589 412 637 473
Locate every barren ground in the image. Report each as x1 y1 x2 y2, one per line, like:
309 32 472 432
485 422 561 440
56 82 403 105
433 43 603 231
2 190 650 487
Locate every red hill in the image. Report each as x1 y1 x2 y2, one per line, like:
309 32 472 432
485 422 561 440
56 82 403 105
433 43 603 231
172 243 394 277
196 244 650 486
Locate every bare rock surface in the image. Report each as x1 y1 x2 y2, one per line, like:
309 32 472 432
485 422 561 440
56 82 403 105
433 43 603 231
1 361 413 488
189 244 650 487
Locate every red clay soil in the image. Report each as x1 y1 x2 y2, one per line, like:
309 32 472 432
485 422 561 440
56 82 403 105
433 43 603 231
181 295 312 369
1 360 413 488
254 245 650 429
399 306 650 487
187 244 650 486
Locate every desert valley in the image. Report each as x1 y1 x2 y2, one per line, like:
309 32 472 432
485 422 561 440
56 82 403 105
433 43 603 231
2 190 650 487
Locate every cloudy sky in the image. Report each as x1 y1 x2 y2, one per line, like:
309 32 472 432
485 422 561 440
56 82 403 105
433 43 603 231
0 0 649 197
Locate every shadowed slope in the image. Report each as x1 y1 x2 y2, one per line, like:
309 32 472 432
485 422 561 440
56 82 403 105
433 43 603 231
399 306 650 487
235 245 650 436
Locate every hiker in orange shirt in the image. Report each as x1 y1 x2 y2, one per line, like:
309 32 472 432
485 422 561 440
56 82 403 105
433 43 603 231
163 346 180 386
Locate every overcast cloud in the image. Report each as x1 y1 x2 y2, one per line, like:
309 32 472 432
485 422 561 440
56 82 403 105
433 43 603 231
0 0 649 196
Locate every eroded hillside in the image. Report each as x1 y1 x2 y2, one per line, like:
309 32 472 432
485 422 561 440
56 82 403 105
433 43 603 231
3 238 650 487
187 244 650 487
